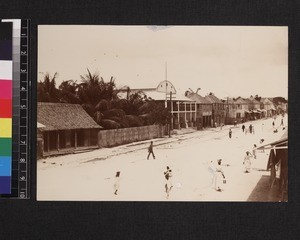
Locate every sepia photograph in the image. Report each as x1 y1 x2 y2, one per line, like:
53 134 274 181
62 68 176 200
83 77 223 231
37 25 288 201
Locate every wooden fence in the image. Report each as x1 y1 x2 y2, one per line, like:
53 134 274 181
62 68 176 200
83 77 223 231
98 125 166 147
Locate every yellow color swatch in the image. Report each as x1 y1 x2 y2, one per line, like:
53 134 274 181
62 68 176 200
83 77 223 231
0 118 12 137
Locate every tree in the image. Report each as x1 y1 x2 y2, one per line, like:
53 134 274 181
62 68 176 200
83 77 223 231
38 72 60 102
254 94 261 101
272 97 287 105
59 80 81 104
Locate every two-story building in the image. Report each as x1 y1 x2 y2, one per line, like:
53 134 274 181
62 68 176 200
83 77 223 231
185 92 213 128
234 97 249 122
248 96 263 120
223 98 236 124
120 87 197 129
205 93 225 127
260 98 276 118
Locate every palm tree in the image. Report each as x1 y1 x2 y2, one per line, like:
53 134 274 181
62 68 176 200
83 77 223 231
38 72 60 102
59 80 81 104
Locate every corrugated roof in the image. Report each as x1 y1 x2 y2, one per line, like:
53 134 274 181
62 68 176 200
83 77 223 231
186 93 211 104
118 88 194 102
205 94 223 104
251 98 260 104
38 102 102 131
243 98 253 104
235 97 248 104
144 90 193 102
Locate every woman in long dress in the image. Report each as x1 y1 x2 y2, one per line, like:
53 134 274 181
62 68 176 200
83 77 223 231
243 151 253 173
215 159 225 192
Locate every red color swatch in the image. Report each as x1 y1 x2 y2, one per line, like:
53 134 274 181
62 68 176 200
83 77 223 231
0 99 12 118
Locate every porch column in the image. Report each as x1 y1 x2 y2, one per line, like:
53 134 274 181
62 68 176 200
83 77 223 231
57 131 60 151
170 100 173 129
190 103 192 123
184 102 187 124
47 132 50 152
75 131 77 149
194 103 197 123
177 101 180 125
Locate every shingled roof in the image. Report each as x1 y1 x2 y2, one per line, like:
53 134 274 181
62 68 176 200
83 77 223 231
37 102 102 131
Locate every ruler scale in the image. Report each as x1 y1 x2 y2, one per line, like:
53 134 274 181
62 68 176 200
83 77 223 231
0 19 30 199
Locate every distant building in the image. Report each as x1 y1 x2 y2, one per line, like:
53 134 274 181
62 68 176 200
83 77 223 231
247 96 263 120
260 98 276 117
186 92 213 128
37 102 102 158
119 88 197 129
222 98 236 124
205 93 225 127
234 97 248 122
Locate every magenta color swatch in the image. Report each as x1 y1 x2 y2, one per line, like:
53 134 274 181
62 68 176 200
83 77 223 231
0 80 12 99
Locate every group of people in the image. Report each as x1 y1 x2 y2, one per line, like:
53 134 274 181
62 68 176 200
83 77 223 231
241 124 255 134
114 141 172 198
114 115 285 196
113 165 173 199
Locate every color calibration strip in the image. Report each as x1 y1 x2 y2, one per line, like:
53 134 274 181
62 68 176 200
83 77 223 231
0 19 30 199
0 22 13 194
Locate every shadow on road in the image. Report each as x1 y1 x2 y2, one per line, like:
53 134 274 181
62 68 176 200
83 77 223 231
247 175 281 202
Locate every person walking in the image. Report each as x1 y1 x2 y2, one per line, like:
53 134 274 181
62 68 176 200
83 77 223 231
147 141 155 160
242 124 245 132
272 120 275 128
214 159 226 192
229 129 232 139
253 144 257 159
280 118 284 126
249 124 253 134
164 166 173 198
243 151 253 173
114 171 120 195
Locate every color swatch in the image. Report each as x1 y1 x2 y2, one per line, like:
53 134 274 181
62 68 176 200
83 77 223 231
0 22 13 194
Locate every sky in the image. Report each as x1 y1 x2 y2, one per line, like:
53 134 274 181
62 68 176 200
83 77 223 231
38 25 288 99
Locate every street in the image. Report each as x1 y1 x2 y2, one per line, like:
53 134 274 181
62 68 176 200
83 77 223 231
37 115 287 201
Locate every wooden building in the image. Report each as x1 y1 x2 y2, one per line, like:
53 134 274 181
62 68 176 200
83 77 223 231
37 102 102 158
185 92 212 128
257 130 288 202
205 93 225 127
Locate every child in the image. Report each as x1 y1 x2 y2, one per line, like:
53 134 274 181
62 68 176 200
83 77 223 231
164 166 173 198
114 171 120 195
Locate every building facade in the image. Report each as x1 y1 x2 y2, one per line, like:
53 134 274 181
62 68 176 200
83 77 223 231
186 92 213 128
205 93 225 127
37 102 102 158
